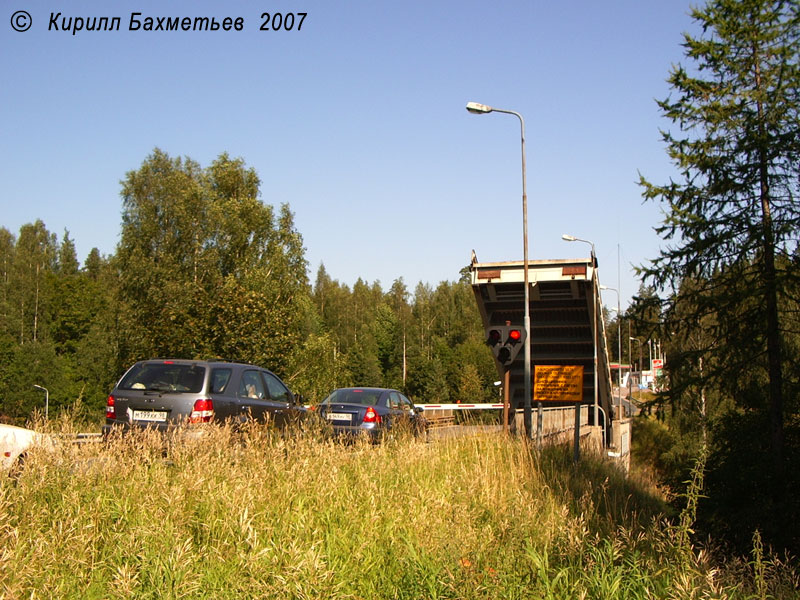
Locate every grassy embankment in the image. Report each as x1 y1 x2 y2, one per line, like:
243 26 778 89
0 415 796 599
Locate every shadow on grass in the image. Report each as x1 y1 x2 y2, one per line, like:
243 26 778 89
536 443 673 536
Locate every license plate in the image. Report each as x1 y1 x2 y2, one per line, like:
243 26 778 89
326 412 351 422
132 410 167 422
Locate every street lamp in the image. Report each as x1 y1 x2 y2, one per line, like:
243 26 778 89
600 285 622 422
630 337 643 369
630 337 643 405
562 234 598 427
466 101 533 441
33 384 49 420
561 234 595 257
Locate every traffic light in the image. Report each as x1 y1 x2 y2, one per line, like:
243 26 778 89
486 325 527 366
499 326 526 366
486 327 503 348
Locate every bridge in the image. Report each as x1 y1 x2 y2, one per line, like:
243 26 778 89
469 256 629 464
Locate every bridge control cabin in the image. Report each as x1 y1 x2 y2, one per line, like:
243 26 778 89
470 256 620 450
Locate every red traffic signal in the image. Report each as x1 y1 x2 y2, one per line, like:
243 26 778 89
485 325 527 366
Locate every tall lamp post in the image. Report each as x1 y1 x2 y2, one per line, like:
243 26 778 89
562 234 597 427
466 101 533 441
600 285 622 421
630 337 643 405
33 384 49 420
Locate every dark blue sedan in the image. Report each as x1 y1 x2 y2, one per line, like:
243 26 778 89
316 388 428 441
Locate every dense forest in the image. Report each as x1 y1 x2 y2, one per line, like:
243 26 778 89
0 149 504 423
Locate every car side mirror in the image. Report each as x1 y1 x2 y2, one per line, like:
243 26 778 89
415 405 424 413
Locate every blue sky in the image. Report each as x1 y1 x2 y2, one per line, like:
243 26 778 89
1 0 699 308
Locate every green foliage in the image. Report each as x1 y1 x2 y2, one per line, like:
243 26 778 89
701 410 800 554
343 324 383 387
9 220 57 345
406 351 449 403
309 265 495 404
631 416 695 493
284 332 348 403
0 341 63 419
115 150 310 377
457 364 483 403
0 222 118 421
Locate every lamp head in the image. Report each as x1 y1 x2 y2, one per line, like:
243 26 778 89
561 234 577 242
466 102 492 114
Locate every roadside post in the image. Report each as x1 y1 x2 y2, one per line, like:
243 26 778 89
503 367 510 435
533 365 584 463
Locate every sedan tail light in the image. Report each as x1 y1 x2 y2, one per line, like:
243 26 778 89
362 406 381 424
189 398 214 423
105 395 116 419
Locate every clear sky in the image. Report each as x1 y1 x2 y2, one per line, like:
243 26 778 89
2 0 699 308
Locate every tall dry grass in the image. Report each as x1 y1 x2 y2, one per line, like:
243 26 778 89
0 417 796 599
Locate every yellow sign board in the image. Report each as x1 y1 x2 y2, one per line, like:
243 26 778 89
534 365 584 403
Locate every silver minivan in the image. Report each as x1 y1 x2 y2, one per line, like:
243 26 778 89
103 359 304 433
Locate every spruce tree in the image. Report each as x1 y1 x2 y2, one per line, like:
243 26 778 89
640 0 800 536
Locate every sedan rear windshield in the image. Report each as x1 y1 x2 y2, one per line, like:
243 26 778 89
324 389 384 406
119 363 206 393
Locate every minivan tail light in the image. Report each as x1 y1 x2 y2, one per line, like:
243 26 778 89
105 395 116 419
362 406 381 424
189 398 214 423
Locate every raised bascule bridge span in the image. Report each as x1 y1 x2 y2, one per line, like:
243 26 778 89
467 256 629 464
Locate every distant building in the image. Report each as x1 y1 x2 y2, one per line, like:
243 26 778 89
609 363 631 387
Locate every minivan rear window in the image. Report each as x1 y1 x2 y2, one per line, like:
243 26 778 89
119 363 206 393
